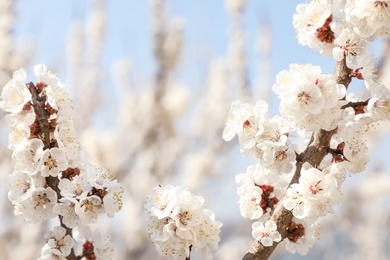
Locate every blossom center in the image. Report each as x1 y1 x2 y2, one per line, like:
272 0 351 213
342 40 357 56
17 181 31 194
374 1 388 8
57 237 65 248
297 91 311 104
309 180 323 195
35 193 50 208
82 200 96 212
178 211 191 226
243 119 251 127
44 156 58 170
274 150 287 162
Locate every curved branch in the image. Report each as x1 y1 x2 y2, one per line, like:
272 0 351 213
242 57 352 260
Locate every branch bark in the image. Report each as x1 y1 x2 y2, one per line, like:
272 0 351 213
28 82 79 260
242 57 352 260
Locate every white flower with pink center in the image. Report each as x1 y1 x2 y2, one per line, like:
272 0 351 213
252 220 281 247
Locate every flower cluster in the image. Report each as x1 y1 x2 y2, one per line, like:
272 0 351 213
236 164 287 221
224 0 390 255
0 65 123 259
223 100 296 172
293 0 389 64
145 185 222 259
273 64 346 131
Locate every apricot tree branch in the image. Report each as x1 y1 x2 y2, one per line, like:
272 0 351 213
242 57 352 260
28 82 80 260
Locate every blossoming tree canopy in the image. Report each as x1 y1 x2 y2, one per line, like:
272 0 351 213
2 0 390 259
0 65 124 259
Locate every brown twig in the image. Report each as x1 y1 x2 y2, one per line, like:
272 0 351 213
28 82 80 260
242 57 352 260
185 245 192 260
340 99 369 110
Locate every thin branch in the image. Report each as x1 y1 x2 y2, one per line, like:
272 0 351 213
185 245 192 260
27 82 50 149
340 99 369 110
242 57 352 260
28 82 79 260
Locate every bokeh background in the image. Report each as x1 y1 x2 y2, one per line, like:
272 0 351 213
0 0 390 259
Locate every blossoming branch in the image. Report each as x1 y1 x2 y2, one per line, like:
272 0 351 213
0 65 124 260
224 0 390 259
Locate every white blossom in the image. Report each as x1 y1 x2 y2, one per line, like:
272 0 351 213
333 28 369 69
283 183 311 219
361 55 380 89
83 165 124 217
223 100 268 150
237 186 264 220
75 195 103 223
293 1 335 55
34 64 62 93
366 87 390 121
14 138 44 175
58 176 90 198
41 226 74 257
5 107 35 127
0 68 31 113
145 185 222 259
102 181 124 218
145 184 182 219
273 64 345 131
259 144 296 175
343 136 369 173
299 163 340 217
236 164 286 220
8 122 30 152
16 187 58 224
73 226 114 260
256 116 290 147
39 148 68 177
53 197 80 228
252 220 281 247
346 0 390 38
54 121 80 166
38 250 66 260
8 171 35 203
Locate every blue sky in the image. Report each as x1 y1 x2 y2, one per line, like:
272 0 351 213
14 0 337 96
14 0 389 176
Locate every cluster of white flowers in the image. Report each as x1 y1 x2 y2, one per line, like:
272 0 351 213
0 65 123 259
273 64 346 131
144 185 222 259
224 0 390 256
293 0 389 63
